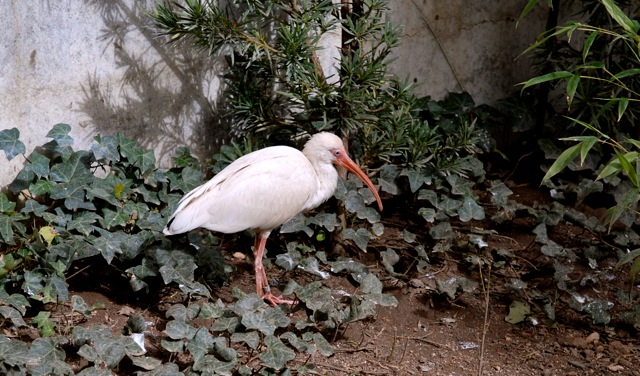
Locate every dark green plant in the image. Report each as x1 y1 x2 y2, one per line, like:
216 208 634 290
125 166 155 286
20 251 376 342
0 125 399 374
520 0 640 136
152 1 490 270
514 0 640 327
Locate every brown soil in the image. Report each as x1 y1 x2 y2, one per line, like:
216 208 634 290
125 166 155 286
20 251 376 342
31 183 640 375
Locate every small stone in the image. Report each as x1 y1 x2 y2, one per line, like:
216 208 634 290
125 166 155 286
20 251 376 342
558 336 588 349
410 278 425 288
232 252 246 260
609 340 630 355
585 332 600 344
617 358 633 368
607 364 624 372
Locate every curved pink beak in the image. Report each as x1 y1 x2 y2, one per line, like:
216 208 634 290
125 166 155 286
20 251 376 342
334 153 383 211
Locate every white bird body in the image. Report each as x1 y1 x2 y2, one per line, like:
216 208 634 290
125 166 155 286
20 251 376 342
163 132 382 305
164 146 324 234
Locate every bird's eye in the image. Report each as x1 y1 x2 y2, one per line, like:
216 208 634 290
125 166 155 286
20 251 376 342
333 150 341 157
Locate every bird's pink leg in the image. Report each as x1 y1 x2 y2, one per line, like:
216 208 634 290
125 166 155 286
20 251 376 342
253 233 296 306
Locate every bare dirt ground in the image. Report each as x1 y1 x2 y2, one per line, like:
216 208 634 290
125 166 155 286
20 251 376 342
39 183 640 375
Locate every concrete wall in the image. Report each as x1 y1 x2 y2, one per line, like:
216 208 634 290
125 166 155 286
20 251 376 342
0 0 547 187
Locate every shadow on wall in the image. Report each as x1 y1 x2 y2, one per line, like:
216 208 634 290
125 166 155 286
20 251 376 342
80 0 229 166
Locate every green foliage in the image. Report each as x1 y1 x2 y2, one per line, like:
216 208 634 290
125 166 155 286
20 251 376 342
151 0 488 239
0 125 399 373
510 0 640 327
520 0 640 135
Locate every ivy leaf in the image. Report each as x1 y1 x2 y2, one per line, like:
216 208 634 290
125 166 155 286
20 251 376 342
342 228 372 252
186 328 215 363
458 198 485 222
91 135 120 161
32 311 56 337
0 306 27 327
309 332 334 356
166 303 199 322
0 127 26 160
380 248 400 275
29 336 67 367
72 295 93 318
29 179 56 196
0 290 30 316
418 207 436 222
437 197 462 215
419 190 437 206
22 199 48 215
0 193 16 213
400 168 429 192
429 222 455 240
130 356 163 371
359 273 383 294
489 181 513 207
117 134 138 161
436 278 459 300
23 270 45 298
231 331 261 350
170 166 204 193
306 212 339 232
447 175 474 196
259 335 296 370
24 151 51 178
91 229 124 264
155 249 198 287
50 182 96 211
355 206 381 224
165 320 197 340
192 354 236 375
137 149 157 175
210 316 241 333
93 337 126 368
241 305 291 336
160 339 184 353
46 124 73 146
50 151 93 184
280 213 313 236
67 212 101 236
102 208 129 230
505 300 531 324
0 336 31 367
47 274 69 302
39 226 57 245
198 300 226 320
136 363 183 375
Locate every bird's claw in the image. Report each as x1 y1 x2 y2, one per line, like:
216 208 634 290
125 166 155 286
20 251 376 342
262 293 298 307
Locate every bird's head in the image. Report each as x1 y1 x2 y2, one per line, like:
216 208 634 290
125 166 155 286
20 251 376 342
304 133 383 211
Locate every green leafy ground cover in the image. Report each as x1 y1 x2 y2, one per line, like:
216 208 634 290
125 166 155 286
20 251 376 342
0 122 639 375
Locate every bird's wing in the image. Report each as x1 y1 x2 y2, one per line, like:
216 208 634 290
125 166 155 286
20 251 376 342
164 146 317 235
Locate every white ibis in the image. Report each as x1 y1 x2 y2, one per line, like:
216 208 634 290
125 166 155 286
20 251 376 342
163 132 383 305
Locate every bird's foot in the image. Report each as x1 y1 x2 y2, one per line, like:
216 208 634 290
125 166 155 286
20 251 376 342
262 293 298 307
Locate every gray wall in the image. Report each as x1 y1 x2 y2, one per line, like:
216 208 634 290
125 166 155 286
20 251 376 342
0 0 546 187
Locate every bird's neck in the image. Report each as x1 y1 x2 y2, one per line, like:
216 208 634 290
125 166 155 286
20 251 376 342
303 159 339 211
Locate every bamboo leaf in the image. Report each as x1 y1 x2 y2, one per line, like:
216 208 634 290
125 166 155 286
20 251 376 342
583 31 599 62
520 71 573 91
578 136 598 164
614 148 639 187
618 97 629 122
541 143 581 183
566 74 580 107
601 0 638 34
517 0 540 27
